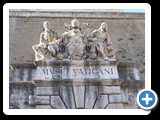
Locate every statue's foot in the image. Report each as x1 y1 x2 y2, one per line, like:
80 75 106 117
35 57 44 61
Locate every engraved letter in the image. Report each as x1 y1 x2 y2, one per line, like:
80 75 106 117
50 68 54 74
111 68 113 74
73 69 78 76
99 69 104 74
104 68 110 74
79 69 84 75
42 69 48 75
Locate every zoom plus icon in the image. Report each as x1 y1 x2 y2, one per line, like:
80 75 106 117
137 89 158 110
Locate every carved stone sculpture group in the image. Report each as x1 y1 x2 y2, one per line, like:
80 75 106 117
32 18 116 61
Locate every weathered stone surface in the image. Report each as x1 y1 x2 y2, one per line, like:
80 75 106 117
35 61 119 80
127 94 139 109
93 95 108 109
50 96 66 109
9 88 33 109
35 87 59 96
121 86 142 108
60 86 76 109
109 94 124 103
98 86 120 94
73 86 85 108
11 69 21 81
35 105 52 109
29 95 49 105
85 86 98 109
118 63 141 81
121 94 129 103
106 103 123 109
21 69 29 81
10 63 36 82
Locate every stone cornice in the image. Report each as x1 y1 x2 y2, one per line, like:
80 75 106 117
9 10 145 19
9 79 144 87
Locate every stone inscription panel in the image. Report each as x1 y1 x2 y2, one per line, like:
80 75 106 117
35 65 119 80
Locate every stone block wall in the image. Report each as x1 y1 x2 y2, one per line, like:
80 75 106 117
9 62 144 109
29 86 127 109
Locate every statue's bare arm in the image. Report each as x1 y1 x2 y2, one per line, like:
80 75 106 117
88 30 97 41
39 33 47 48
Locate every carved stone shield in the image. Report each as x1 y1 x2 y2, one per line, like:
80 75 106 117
67 35 85 60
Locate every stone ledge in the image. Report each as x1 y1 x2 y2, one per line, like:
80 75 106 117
9 79 144 87
32 79 144 87
10 63 36 70
10 61 140 68
34 60 118 67
9 81 35 88
118 62 139 68
33 79 122 86
121 80 144 87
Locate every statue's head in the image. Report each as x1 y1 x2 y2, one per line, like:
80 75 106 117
43 21 50 30
71 18 79 28
100 22 107 31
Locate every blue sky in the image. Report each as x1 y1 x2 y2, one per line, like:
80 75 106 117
123 9 145 13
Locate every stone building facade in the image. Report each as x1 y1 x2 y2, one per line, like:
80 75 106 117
9 9 145 109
